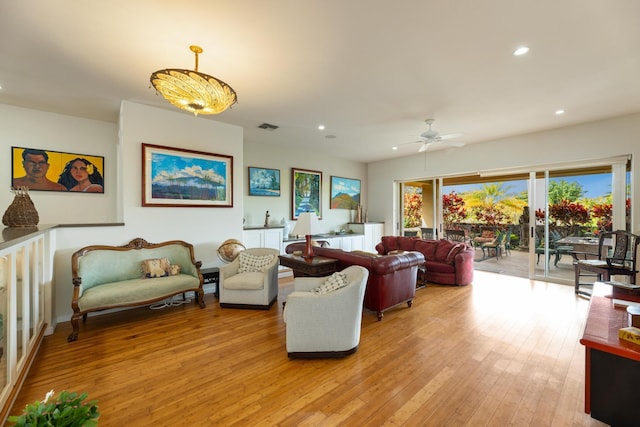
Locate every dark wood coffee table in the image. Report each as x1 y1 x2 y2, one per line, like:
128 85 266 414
278 254 338 277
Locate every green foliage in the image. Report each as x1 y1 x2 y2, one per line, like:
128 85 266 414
8 390 99 427
548 180 584 204
403 188 423 228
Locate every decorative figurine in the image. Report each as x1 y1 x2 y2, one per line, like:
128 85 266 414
264 210 270 227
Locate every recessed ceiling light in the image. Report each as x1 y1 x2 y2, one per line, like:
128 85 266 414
555 109 565 115
392 146 398 150
513 46 530 56
318 125 325 131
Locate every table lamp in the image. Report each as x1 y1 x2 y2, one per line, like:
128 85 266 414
291 212 320 258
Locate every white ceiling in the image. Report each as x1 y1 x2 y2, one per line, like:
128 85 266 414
1 1 639 163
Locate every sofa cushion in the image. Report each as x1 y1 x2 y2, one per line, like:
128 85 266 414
313 272 349 294
446 243 465 264
238 252 274 273
380 236 399 251
414 240 438 261
434 239 457 262
223 272 265 290
398 237 418 252
425 261 456 274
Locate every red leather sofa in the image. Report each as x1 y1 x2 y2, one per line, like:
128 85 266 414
375 236 474 286
285 243 425 320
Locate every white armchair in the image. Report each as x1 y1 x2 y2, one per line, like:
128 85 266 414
283 265 369 358
219 248 280 309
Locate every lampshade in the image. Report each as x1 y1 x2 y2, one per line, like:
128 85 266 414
150 45 237 116
291 212 320 237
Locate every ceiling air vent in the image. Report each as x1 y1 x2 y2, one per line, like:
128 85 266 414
258 123 279 130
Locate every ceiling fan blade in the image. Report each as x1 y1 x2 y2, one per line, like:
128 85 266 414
418 142 430 152
438 132 464 140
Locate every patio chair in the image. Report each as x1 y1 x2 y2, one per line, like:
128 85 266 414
572 230 640 297
550 229 574 266
481 231 506 259
534 235 557 266
445 229 468 244
420 227 437 239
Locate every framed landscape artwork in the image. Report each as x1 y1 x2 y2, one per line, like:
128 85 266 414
330 176 361 209
11 146 105 193
248 167 280 196
291 167 322 220
142 143 233 207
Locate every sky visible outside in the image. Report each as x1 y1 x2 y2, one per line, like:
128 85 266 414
443 173 613 199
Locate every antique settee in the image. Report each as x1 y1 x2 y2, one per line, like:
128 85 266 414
68 237 205 341
375 236 474 286
285 243 425 320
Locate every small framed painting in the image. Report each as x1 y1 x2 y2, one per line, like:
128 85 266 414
142 143 233 207
291 167 322 220
248 167 280 196
330 176 361 209
11 146 105 193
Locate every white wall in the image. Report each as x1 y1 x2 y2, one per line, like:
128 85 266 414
1 101 370 326
367 113 640 236
0 104 118 224
243 140 368 233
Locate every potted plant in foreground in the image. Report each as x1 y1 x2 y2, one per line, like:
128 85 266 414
7 390 99 426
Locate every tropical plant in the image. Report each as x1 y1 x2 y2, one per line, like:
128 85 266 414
462 183 526 224
8 390 99 427
548 179 584 204
591 202 612 233
474 204 509 226
442 191 467 229
548 199 590 235
403 187 423 228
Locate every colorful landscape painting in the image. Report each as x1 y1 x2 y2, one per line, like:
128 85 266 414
249 167 280 196
330 176 361 209
142 143 232 207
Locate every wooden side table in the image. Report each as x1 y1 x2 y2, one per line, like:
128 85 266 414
278 254 338 277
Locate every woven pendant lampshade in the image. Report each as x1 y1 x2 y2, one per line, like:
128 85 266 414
150 45 237 116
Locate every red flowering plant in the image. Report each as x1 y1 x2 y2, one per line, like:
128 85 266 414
534 208 546 224
403 190 423 228
442 191 467 230
590 202 612 234
548 199 590 235
474 204 508 227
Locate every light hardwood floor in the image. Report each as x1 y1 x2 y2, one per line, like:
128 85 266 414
9 271 606 426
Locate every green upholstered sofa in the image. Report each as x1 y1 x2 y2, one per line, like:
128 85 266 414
68 237 205 341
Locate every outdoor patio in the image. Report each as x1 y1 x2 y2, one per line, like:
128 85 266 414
472 246 577 283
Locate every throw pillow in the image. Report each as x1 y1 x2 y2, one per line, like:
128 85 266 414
312 271 349 295
169 264 181 275
238 252 275 273
141 258 170 278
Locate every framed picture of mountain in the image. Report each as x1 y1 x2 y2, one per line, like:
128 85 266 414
142 143 232 207
330 176 360 210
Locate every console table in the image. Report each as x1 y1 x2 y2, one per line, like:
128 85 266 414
278 254 337 277
580 282 640 426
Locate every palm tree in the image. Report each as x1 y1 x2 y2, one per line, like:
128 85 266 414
462 183 527 224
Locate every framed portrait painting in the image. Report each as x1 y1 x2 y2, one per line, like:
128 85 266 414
291 168 322 220
330 176 361 209
248 167 280 196
142 143 233 207
11 146 105 193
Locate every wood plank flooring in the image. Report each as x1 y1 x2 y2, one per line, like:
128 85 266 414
8 271 606 426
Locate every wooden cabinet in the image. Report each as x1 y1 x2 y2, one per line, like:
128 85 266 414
348 222 384 252
243 227 284 252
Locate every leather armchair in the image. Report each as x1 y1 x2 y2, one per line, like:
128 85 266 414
283 265 369 358
285 243 424 320
219 248 280 309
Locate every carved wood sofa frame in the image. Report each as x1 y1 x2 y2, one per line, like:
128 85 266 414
68 237 205 341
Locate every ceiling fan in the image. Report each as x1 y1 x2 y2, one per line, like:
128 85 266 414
413 119 464 152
